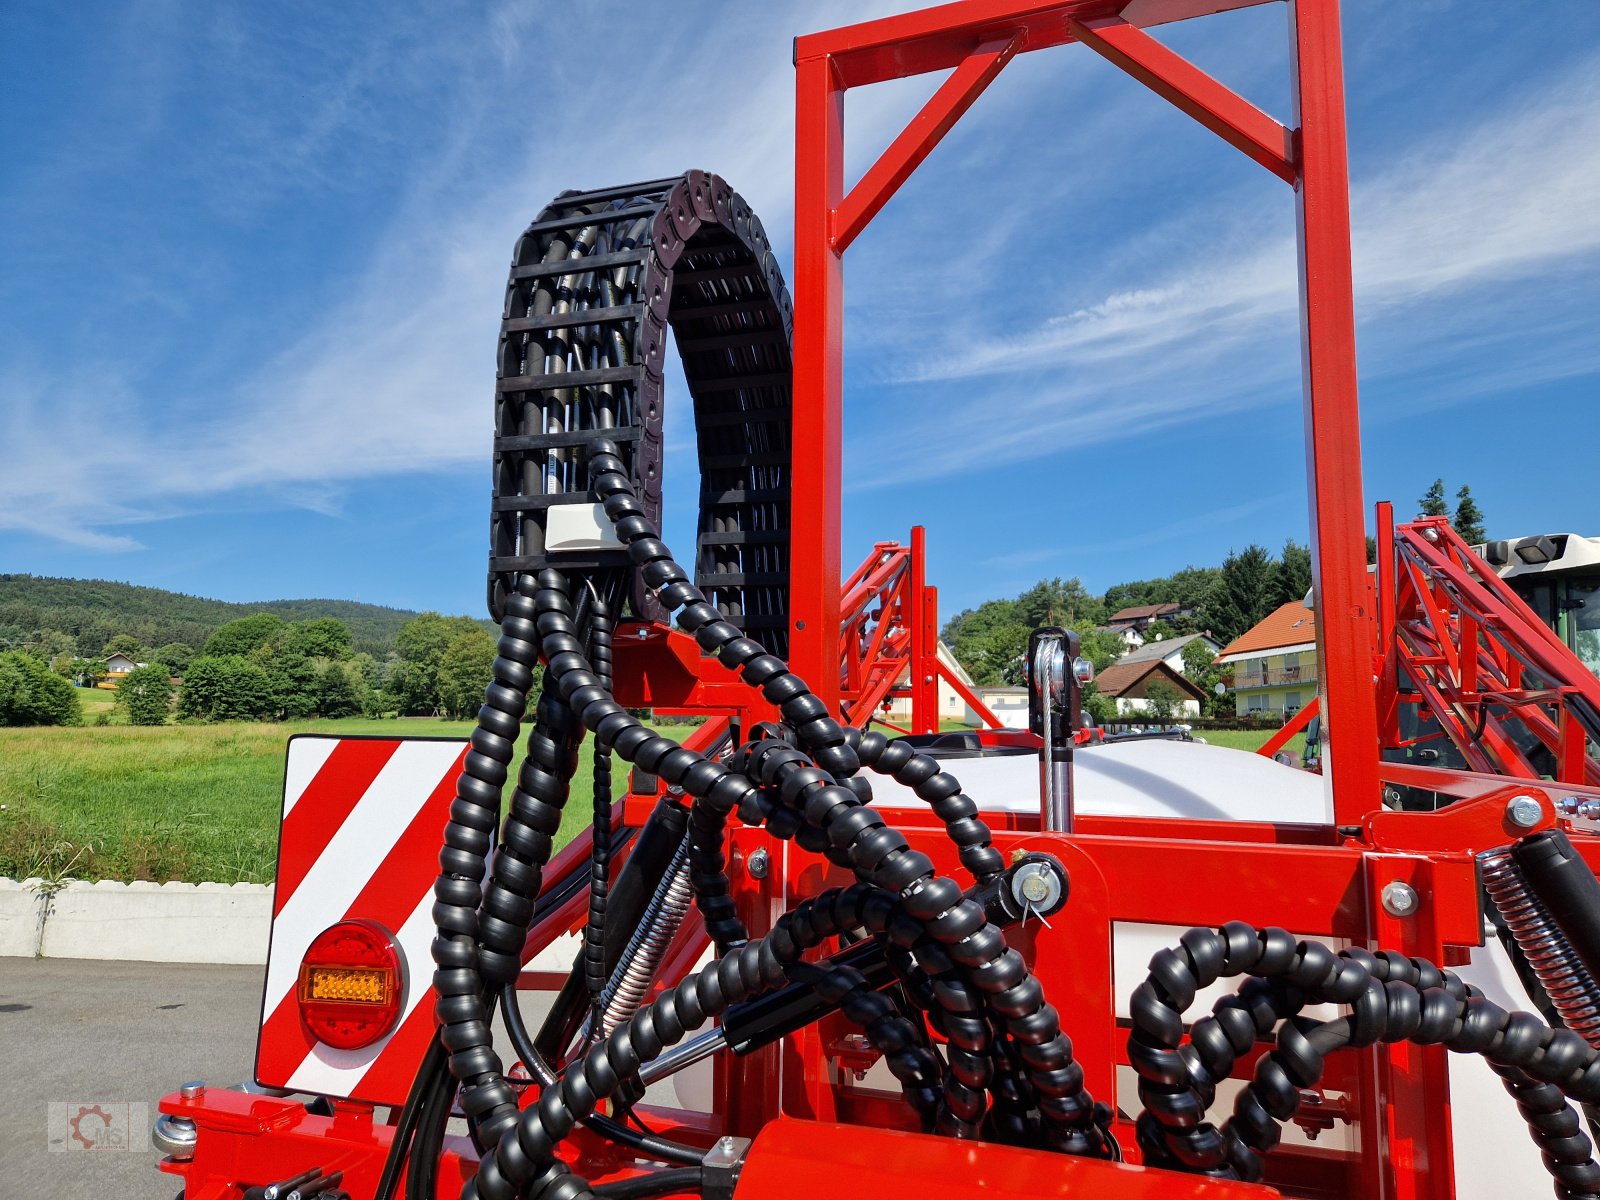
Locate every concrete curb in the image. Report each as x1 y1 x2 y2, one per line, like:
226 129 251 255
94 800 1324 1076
0 877 273 964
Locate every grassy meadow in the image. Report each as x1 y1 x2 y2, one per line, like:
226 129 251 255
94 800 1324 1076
0 714 1285 885
0 718 689 885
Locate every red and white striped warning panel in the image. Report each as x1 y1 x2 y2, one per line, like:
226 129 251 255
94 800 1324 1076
255 735 467 1107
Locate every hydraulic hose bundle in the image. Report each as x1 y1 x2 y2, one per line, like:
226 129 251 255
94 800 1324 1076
1128 923 1600 1198
385 173 1115 1200
436 442 1119 1200
390 170 1600 1200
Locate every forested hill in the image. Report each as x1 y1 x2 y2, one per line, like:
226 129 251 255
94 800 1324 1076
0 574 426 659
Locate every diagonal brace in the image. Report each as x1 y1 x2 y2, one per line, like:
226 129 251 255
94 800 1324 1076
832 33 1020 252
1069 16 1297 185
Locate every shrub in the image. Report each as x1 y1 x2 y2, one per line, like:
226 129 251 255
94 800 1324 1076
117 662 174 725
0 651 82 726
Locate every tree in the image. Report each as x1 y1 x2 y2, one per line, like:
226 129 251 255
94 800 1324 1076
102 632 145 660
1274 540 1313 607
70 657 108 689
1016 577 1105 630
151 642 196 676
436 629 499 720
178 655 275 721
318 661 365 719
266 650 322 720
390 612 484 715
1071 624 1126 674
1181 638 1233 717
943 599 1027 687
1142 619 1176 643
1419 478 1449 517
203 613 288 658
1454 486 1487 545
1201 545 1277 644
28 628 77 672
1082 684 1118 723
117 662 174 725
1144 677 1185 722
286 617 353 661
0 651 82 726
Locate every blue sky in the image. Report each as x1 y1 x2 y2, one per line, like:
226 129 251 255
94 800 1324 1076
3 0 1597 622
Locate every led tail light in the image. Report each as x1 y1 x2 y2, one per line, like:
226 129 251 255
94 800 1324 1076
296 919 404 1050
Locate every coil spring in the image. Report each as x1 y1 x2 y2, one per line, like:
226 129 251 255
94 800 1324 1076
590 832 695 1041
1480 846 1600 1048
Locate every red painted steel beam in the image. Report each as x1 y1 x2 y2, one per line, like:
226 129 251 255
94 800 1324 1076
910 526 940 733
833 34 1020 252
1289 0 1382 828
790 53 846 714
938 658 1005 727
1257 693 1317 758
795 0 1275 90
1070 16 1296 183
742 1119 1279 1198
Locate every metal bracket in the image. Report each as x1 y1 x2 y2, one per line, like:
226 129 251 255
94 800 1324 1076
703 1134 752 1200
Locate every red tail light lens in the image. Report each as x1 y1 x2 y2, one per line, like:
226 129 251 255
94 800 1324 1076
297 919 404 1050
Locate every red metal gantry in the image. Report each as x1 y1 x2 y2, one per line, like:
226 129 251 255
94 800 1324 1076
1377 505 1600 789
787 0 1381 825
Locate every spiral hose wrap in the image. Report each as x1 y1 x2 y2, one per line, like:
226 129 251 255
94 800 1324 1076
1129 922 1600 1197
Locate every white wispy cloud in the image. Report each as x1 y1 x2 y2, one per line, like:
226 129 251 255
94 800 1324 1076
0 0 914 548
3 6 1596 551
828 46 1600 492
891 49 1600 389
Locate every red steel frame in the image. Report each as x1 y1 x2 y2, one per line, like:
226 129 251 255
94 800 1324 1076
158 6 1600 1200
1376 504 1600 786
788 0 1381 825
839 525 1002 733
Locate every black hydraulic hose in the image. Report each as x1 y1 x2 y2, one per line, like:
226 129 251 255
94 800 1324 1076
591 1169 703 1200
582 442 1107 1154
1516 831 1600 986
534 797 692 1066
428 573 602 1163
498 980 706 1168
784 957 942 1126
373 1034 448 1200
460 449 1115 1200
1128 922 1600 1197
585 590 616 1027
1487 892 1600 1144
471 880 1042 1200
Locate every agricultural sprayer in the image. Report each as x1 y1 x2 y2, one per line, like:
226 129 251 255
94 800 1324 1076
152 3 1600 1198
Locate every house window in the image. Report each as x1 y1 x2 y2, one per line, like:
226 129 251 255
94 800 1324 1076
1246 694 1268 712
1283 692 1301 711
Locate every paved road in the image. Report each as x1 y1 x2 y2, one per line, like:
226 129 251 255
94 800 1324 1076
0 957 264 1200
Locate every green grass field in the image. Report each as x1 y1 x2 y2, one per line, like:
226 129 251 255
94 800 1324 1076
0 718 690 885
0 718 1288 885
1192 728 1304 756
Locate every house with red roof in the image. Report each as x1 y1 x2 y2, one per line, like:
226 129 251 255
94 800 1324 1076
1213 600 1318 718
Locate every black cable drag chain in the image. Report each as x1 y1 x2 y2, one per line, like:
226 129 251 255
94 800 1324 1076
490 171 794 657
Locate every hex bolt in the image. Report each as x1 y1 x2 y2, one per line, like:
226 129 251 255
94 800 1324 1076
747 847 769 880
1506 795 1544 830
179 1081 205 1099
1382 882 1420 918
